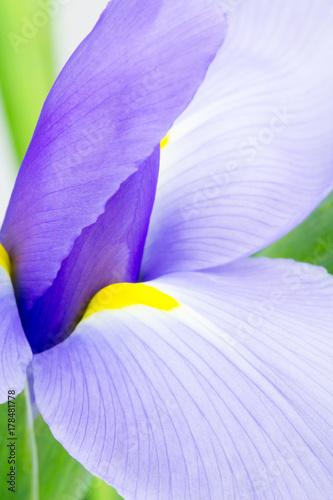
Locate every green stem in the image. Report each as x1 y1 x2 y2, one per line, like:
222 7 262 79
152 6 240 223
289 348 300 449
24 382 39 500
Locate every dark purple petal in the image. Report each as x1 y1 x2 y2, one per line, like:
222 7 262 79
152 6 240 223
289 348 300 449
1 0 227 315
0 262 32 402
24 148 159 353
33 258 333 498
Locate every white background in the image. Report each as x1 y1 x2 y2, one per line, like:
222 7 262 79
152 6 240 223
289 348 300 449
0 0 108 224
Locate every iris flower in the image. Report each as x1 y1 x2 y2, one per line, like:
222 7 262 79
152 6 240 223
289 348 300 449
1 0 333 498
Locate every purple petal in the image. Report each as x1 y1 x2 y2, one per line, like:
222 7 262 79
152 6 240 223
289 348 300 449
1 0 227 312
0 260 32 403
142 0 333 279
33 258 333 498
24 148 159 353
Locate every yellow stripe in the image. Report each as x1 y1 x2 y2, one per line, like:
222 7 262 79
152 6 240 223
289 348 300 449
0 244 11 275
82 283 179 321
161 134 170 149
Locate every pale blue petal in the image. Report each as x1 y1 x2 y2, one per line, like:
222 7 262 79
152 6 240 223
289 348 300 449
0 266 32 403
33 258 333 498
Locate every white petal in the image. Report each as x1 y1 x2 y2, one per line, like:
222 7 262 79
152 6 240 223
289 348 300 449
143 0 333 279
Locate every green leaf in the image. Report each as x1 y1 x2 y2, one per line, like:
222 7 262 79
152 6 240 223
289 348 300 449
36 414 124 500
0 384 100 500
0 0 54 164
35 414 92 500
0 385 38 500
257 191 333 273
85 481 124 500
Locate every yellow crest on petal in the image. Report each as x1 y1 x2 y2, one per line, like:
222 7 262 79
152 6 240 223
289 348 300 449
161 133 170 149
0 244 11 275
82 283 179 321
